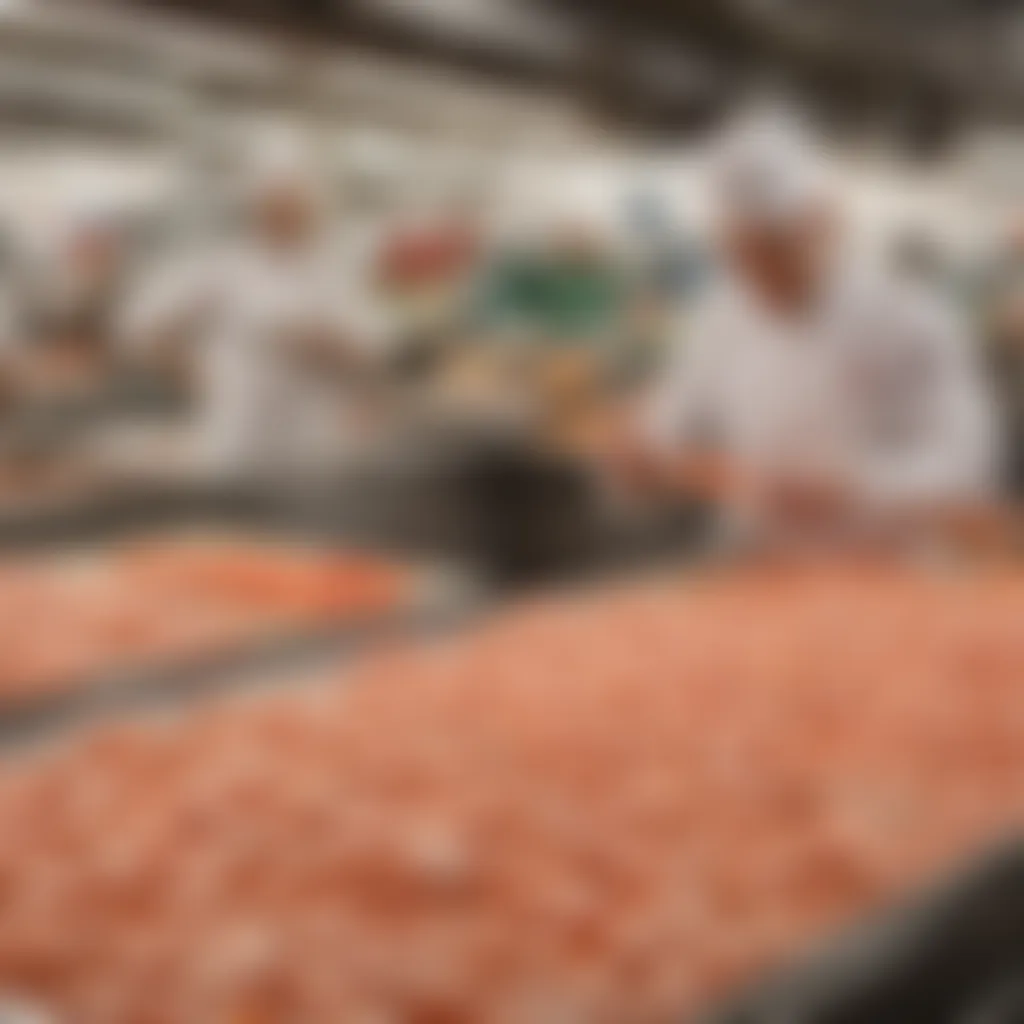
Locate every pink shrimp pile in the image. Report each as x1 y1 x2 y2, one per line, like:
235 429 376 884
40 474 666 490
0 563 1022 1023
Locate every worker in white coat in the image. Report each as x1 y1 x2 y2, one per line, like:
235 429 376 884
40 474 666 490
631 116 999 551
122 142 387 481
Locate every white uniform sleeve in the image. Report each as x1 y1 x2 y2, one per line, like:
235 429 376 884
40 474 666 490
640 302 728 456
856 291 998 512
117 257 217 358
315 228 394 360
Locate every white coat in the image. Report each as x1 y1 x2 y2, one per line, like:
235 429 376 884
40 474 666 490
643 268 997 537
123 234 386 479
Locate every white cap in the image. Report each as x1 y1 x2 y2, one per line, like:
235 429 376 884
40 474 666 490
710 110 828 231
241 129 322 200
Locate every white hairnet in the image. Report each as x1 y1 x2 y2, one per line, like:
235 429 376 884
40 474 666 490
710 110 829 230
241 130 323 201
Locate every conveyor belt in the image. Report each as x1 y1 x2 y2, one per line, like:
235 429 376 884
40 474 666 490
0 581 487 755
702 835 1024 1024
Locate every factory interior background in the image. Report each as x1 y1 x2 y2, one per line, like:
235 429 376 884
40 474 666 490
1 0 1024 1021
